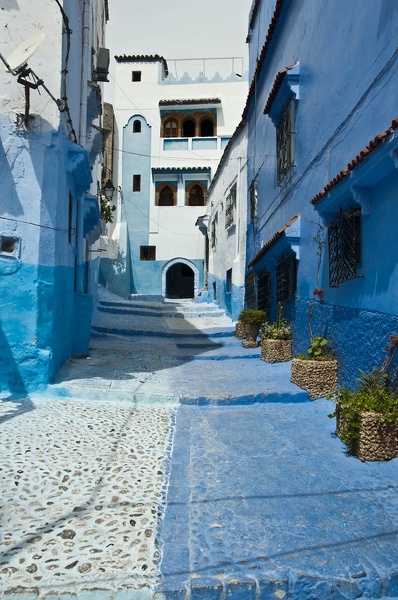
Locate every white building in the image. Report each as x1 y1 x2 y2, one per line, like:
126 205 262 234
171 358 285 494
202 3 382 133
100 55 248 301
206 120 248 320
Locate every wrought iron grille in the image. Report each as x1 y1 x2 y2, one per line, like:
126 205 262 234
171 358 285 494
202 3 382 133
276 253 296 302
257 271 271 312
276 101 294 185
249 181 257 222
328 207 361 286
225 184 236 229
245 270 257 309
140 245 156 261
211 213 218 248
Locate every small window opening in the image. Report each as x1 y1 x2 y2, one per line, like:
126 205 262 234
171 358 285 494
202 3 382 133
200 118 214 137
188 184 205 206
133 175 141 192
140 245 156 260
183 119 196 138
133 120 141 133
164 118 178 138
1 237 16 253
132 71 142 82
158 185 175 206
226 268 232 293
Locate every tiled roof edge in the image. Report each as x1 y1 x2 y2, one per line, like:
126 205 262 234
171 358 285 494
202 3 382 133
310 117 398 205
264 62 298 115
159 98 221 106
242 0 285 120
151 167 211 173
114 54 169 76
247 214 300 268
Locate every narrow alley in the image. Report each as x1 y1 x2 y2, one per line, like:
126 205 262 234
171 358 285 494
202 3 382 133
1 289 398 600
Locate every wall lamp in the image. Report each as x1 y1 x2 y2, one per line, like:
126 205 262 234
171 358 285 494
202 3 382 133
103 179 116 201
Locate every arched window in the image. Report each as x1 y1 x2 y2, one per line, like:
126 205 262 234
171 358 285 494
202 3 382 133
200 118 214 137
133 120 141 133
164 118 178 138
157 183 177 206
187 183 205 206
182 118 196 138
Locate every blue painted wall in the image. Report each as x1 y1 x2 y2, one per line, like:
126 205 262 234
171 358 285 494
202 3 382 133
208 273 244 322
122 115 152 294
245 0 398 386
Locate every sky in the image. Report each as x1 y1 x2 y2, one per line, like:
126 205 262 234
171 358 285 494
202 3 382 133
105 0 253 100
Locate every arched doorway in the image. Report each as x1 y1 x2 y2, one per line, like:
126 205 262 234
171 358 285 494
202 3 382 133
165 263 194 298
162 258 199 299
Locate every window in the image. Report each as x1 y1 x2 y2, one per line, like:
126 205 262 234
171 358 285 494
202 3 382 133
133 175 141 192
140 245 156 260
276 253 296 302
200 118 214 137
226 268 232 293
133 120 141 133
157 184 176 206
164 118 178 138
225 183 236 228
0 235 20 258
249 181 257 222
160 111 217 138
244 270 256 309
328 207 361 286
132 71 141 82
276 100 295 185
211 213 218 248
257 271 271 312
187 183 205 206
182 118 195 138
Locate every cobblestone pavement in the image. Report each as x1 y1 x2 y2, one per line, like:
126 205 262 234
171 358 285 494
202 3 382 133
0 397 173 597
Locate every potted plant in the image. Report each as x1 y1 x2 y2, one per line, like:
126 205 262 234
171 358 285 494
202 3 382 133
235 309 267 345
261 302 292 362
328 336 398 461
291 336 338 399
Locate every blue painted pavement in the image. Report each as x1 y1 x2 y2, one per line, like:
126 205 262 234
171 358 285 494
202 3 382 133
159 402 398 599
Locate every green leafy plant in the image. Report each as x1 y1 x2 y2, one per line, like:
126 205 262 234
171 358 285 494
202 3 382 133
297 336 333 361
100 196 116 223
262 302 292 340
328 335 398 454
238 309 267 326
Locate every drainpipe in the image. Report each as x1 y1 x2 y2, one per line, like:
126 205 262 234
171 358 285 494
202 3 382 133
236 154 242 259
79 0 91 147
76 0 91 293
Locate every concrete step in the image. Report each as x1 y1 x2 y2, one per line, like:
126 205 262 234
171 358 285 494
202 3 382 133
98 300 227 319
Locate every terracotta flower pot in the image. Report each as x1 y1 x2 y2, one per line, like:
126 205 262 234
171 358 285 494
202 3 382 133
291 357 338 399
261 338 292 363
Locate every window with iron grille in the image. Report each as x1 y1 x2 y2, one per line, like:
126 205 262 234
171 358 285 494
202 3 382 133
249 180 257 222
328 207 361 286
257 271 271 312
225 183 236 229
276 253 296 302
140 245 156 261
226 268 232 293
245 270 257 309
211 213 218 248
276 100 295 185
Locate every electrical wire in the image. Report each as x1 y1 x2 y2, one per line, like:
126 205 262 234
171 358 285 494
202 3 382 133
53 0 78 144
0 215 71 233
